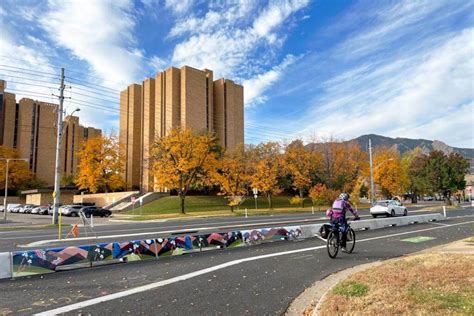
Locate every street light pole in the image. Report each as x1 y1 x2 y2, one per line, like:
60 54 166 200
369 139 375 205
2 158 28 222
52 68 65 225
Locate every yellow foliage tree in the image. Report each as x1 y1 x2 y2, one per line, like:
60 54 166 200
283 140 320 207
312 140 368 192
151 128 218 214
372 147 409 198
210 144 250 212
75 135 125 193
0 146 33 190
250 142 282 209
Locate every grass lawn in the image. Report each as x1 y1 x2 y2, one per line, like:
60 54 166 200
319 253 474 315
123 195 364 218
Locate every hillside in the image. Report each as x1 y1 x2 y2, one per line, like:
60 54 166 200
309 134 474 173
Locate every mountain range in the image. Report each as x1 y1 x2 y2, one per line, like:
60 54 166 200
352 134 474 173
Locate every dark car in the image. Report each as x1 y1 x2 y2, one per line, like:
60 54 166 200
80 206 112 218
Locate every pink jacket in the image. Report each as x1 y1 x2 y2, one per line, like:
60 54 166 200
326 199 357 219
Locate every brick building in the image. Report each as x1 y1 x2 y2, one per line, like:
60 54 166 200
0 80 102 186
120 65 244 191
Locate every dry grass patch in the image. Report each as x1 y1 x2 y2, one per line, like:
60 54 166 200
319 253 474 315
465 237 474 243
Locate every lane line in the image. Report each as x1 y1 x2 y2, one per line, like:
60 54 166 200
34 220 474 315
429 222 450 226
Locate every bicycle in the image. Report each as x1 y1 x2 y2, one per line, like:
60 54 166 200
326 219 356 258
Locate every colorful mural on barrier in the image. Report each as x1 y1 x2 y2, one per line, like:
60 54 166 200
10 226 301 277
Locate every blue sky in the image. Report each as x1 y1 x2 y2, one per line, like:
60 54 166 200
0 0 473 147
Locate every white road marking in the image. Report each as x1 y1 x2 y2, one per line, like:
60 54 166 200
429 222 450 226
34 220 474 315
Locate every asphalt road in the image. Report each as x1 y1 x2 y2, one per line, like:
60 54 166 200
0 203 470 252
0 212 472 315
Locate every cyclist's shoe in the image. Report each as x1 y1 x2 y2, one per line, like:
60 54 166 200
341 246 347 253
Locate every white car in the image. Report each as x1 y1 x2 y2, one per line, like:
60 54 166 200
370 200 407 218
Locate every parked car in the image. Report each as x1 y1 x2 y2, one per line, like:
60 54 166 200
59 205 83 217
0 205 4 212
7 204 21 213
31 205 49 215
23 204 38 214
10 204 23 213
73 202 96 207
80 206 112 218
47 203 63 215
370 200 407 218
423 196 434 201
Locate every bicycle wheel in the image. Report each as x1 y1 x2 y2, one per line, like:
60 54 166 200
345 228 356 253
327 231 339 258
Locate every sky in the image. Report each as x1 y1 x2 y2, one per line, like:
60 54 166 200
0 0 473 148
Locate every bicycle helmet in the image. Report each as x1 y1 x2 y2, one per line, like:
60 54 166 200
339 192 350 201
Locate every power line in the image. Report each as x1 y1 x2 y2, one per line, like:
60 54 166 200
0 64 59 77
66 76 121 93
0 55 126 88
0 73 58 86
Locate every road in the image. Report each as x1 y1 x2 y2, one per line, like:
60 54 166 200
0 210 472 315
0 204 470 251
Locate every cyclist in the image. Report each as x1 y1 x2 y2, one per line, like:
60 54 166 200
326 193 360 250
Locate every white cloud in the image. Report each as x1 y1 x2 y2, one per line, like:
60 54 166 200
252 0 309 41
300 28 474 147
40 0 144 90
243 54 299 106
148 55 168 72
170 0 309 104
164 0 193 15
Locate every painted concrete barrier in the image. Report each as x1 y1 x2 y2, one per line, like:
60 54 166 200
0 213 444 279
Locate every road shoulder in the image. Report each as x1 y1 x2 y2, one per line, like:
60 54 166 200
286 236 474 316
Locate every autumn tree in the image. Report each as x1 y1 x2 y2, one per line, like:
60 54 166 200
210 144 250 212
372 147 409 198
309 183 339 211
250 142 283 209
283 140 319 207
151 128 218 214
75 135 125 193
0 146 33 191
311 139 368 192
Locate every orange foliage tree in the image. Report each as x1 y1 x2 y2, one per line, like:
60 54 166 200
250 142 283 209
0 146 33 190
151 128 218 214
283 140 320 207
312 140 368 192
309 183 339 210
75 135 125 193
210 144 250 211
372 147 409 198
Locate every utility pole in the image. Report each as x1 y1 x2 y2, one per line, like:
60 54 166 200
369 138 375 205
52 68 65 225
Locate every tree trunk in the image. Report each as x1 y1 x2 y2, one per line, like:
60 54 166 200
299 188 304 208
444 191 452 206
230 205 234 212
411 190 418 203
267 193 273 210
180 193 186 214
